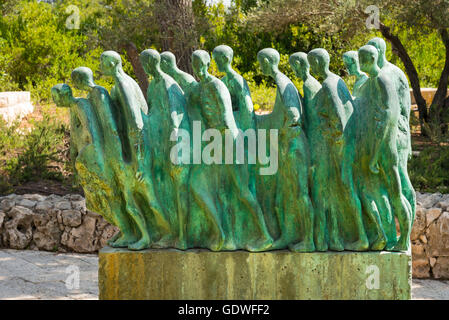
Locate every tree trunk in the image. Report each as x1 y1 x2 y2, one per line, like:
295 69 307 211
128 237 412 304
429 29 449 126
155 0 197 74
379 23 429 130
122 41 149 99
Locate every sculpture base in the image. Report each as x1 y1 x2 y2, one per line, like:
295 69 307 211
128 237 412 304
98 247 411 300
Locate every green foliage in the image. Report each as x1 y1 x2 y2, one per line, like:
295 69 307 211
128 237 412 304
0 113 70 194
410 145 449 193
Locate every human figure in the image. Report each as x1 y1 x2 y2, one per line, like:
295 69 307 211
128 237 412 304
342 51 368 97
308 48 368 251
358 45 412 251
51 84 117 228
367 37 416 226
160 51 197 94
71 67 147 248
257 48 315 252
140 49 191 249
289 52 327 251
100 51 165 250
189 50 272 251
212 44 257 196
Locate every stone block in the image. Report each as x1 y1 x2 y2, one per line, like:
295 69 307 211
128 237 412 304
99 247 412 300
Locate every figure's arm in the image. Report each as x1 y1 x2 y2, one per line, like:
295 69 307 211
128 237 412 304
212 82 237 137
369 78 398 173
168 85 187 130
323 84 344 141
91 88 119 135
281 84 301 128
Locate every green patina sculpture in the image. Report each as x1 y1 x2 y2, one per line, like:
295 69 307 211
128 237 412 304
367 38 416 221
289 52 327 251
343 51 368 97
256 48 315 252
52 38 415 252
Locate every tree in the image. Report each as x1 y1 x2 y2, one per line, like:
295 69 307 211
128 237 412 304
245 0 449 135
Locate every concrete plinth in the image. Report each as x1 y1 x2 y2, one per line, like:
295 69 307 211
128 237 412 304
99 247 411 300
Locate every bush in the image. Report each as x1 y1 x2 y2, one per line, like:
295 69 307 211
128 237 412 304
409 145 449 193
0 111 71 195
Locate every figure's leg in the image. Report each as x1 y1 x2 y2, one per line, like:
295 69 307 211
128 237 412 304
360 191 387 251
190 169 225 251
386 161 412 252
123 190 151 250
290 159 315 252
311 164 328 251
400 163 416 220
231 166 272 252
340 154 369 251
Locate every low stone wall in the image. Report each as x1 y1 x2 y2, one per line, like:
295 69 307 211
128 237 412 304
1 192 448 279
412 192 449 279
0 193 118 253
0 91 34 122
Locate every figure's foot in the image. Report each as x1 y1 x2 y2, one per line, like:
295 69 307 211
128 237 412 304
345 238 369 251
391 237 409 252
246 238 273 252
370 234 387 251
271 238 289 250
329 237 344 251
109 234 138 248
107 231 122 245
314 237 328 252
290 239 315 253
222 241 237 251
128 237 151 251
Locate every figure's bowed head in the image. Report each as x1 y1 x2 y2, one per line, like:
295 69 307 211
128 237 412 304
358 45 379 76
342 51 360 76
192 50 211 81
289 52 310 80
51 83 74 108
160 51 177 73
140 49 162 77
100 51 122 76
307 48 330 79
212 45 234 73
257 48 280 77
71 67 95 91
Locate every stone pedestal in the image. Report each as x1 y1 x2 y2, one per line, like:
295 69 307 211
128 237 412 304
99 247 411 300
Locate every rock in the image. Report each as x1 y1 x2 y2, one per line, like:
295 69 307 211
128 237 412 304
71 200 86 212
62 215 97 252
419 234 427 244
34 201 54 214
411 207 426 240
430 257 437 268
33 210 61 251
437 201 449 211
46 194 62 202
17 198 37 209
412 258 430 278
422 193 443 209
432 257 449 279
0 198 15 212
61 210 82 227
55 201 72 210
70 194 84 201
0 211 5 229
426 208 442 226
3 206 34 249
23 194 46 202
427 212 449 257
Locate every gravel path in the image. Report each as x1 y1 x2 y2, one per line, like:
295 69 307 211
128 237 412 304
0 249 448 300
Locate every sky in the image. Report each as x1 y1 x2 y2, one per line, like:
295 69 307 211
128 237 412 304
207 0 232 7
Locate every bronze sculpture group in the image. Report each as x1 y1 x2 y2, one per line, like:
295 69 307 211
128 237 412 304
51 37 415 252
